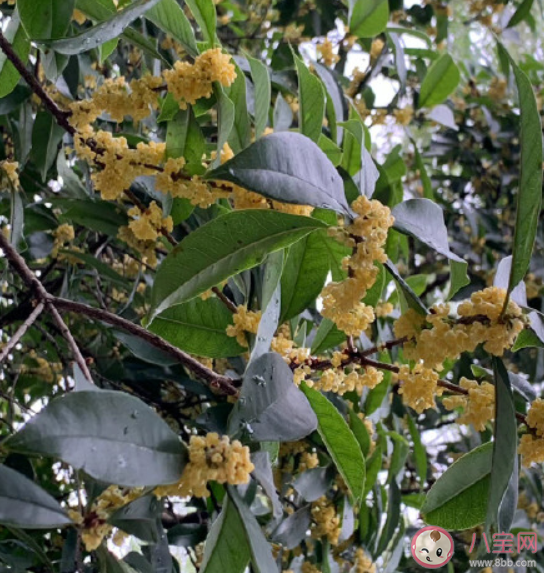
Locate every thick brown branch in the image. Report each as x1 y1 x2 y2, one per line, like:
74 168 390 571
51 297 239 396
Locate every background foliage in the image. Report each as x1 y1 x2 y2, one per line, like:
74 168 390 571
1 0 544 571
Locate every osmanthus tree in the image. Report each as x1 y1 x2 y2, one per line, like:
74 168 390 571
1 0 544 570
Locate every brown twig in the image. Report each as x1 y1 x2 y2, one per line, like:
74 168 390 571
0 302 45 364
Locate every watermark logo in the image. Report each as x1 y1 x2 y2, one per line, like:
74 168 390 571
411 526 454 569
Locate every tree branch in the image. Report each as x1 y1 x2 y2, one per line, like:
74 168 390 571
0 302 45 364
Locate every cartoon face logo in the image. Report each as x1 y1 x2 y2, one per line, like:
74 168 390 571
411 526 454 568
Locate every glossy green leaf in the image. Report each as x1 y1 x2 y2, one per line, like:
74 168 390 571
421 442 493 530
31 110 65 182
5 391 186 487
226 61 251 152
310 318 346 354
200 495 251 573
18 0 74 40
166 108 206 164
150 210 325 318
246 54 271 139
0 12 31 99
301 383 365 504
148 297 246 358
406 414 427 485
47 0 162 54
0 465 72 529
229 353 317 441
507 0 534 28
207 132 351 215
486 359 517 531
214 84 235 165
348 409 371 458
349 0 389 38
294 54 325 142
281 231 330 321
419 54 460 108
185 0 217 48
497 43 543 297
146 0 198 56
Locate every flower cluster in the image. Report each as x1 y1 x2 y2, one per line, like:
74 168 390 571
21 350 63 384
226 305 262 346
117 225 158 267
154 433 254 498
128 201 173 242
354 548 376 573
311 496 341 545
394 287 526 370
0 160 19 189
320 196 394 337
519 399 544 466
51 223 75 258
163 48 236 109
394 364 441 413
307 365 383 396
317 38 339 67
443 378 495 431
68 486 142 551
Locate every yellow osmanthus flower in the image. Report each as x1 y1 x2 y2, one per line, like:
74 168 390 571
309 366 382 396
394 287 526 370
21 350 63 384
370 38 384 59
375 301 394 318
393 106 414 126
519 398 544 466
0 160 19 189
311 497 341 545
52 223 75 258
443 377 495 431
271 332 311 366
320 196 394 337
154 433 254 498
347 68 366 98
128 201 173 241
394 364 441 413
317 38 339 67
68 486 142 551
354 548 376 573
117 225 158 267
226 305 262 346
163 48 236 109
72 9 87 24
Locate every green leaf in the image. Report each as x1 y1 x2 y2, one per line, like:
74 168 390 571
363 446 382 498
314 62 347 146
511 328 544 351
228 488 278 573
348 409 371 458
57 198 129 236
200 495 251 573
300 383 365 504
294 53 325 142
281 231 330 321
150 210 325 318
497 43 543 297
448 260 470 300
340 120 379 197
421 442 493 530
146 0 199 57
507 0 534 27
418 54 460 108
384 260 428 315
47 0 163 55
310 318 346 354
486 359 517 531
229 353 317 441
184 0 217 48
207 132 351 215
246 54 271 139
109 496 161 543
58 250 128 287
214 85 235 165
226 61 251 152
31 110 65 182
406 414 427 485
148 298 246 358
166 108 206 164
0 465 72 529
349 0 389 38
0 11 31 99
18 0 74 40
318 134 343 167
412 140 433 199
5 391 186 487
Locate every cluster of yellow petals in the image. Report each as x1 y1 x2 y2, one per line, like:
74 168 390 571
128 201 173 242
226 305 262 347
317 38 339 67
68 486 142 551
51 223 75 258
271 331 311 367
394 364 441 413
320 196 394 337
519 399 544 466
154 433 254 498
307 365 383 396
443 377 495 431
354 548 377 573
311 496 341 545
0 160 19 189
21 350 62 384
117 225 158 267
394 287 526 371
